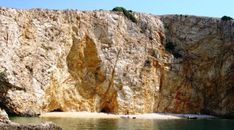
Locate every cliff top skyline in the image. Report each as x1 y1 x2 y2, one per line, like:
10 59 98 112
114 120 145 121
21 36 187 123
0 0 233 18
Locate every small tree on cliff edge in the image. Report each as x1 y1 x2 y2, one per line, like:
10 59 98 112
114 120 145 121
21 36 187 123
112 7 137 23
221 16 233 21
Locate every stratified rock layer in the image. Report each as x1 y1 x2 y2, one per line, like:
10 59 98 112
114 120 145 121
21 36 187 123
0 8 233 117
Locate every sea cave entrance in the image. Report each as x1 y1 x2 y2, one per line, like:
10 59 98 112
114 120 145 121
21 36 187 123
100 107 111 114
51 108 63 112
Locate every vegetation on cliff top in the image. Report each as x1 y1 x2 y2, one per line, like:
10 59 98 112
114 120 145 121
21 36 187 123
112 7 137 23
221 16 233 21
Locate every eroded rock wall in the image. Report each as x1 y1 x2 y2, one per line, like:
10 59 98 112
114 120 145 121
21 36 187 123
0 8 168 115
158 15 234 117
0 8 233 117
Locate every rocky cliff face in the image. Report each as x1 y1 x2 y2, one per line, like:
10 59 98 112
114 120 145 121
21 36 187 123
159 15 234 117
0 8 233 117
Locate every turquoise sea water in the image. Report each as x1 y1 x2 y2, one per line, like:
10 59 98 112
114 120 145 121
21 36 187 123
10 117 234 130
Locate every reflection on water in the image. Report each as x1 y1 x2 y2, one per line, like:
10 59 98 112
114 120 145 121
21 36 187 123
10 117 234 130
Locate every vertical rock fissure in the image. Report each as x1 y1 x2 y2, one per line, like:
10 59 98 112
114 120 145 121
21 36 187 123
99 49 121 113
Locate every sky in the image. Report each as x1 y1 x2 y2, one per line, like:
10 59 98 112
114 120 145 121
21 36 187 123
0 0 233 18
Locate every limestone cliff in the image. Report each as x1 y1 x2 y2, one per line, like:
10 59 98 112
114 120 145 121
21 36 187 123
159 15 234 117
0 7 233 117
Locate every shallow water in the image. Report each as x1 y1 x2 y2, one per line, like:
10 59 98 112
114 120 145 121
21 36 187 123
10 117 234 130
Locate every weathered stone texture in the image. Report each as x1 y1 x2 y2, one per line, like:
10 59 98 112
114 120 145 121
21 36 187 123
159 15 234 116
0 8 233 117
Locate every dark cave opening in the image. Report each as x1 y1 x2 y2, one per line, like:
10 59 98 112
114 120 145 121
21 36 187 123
51 108 63 112
100 107 111 113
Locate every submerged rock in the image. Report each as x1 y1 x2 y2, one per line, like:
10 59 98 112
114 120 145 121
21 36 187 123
0 122 62 130
0 7 233 117
0 108 61 130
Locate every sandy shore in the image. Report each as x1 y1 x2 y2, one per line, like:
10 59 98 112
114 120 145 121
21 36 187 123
40 112 215 120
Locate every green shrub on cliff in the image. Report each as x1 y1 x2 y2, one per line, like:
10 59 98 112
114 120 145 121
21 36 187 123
0 70 8 91
112 7 137 23
165 42 182 58
165 42 175 52
0 71 6 82
221 16 233 21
